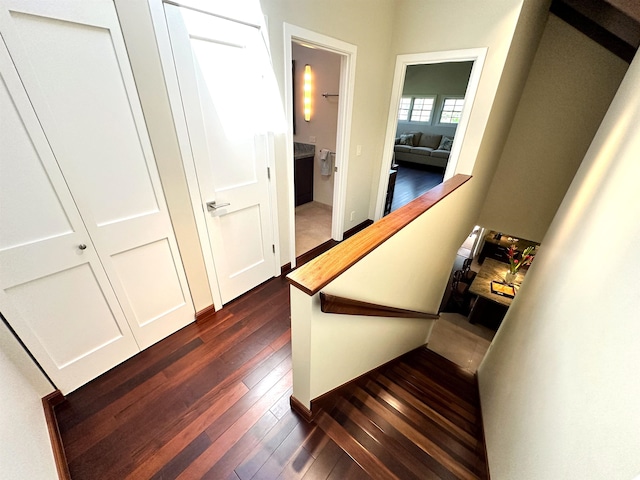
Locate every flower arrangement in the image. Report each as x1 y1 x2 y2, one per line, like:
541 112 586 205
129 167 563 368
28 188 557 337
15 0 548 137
507 244 535 274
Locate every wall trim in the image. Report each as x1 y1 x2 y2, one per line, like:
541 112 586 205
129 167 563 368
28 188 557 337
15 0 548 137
195 304 216 324
476 373 492 479
42 390 70 480
289 395 314 422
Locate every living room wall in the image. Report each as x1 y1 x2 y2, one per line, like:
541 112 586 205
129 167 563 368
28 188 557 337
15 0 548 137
396 61 473 138
478 13 628 243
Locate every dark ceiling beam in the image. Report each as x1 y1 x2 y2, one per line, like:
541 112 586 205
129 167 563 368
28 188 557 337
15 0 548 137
550 0 640 63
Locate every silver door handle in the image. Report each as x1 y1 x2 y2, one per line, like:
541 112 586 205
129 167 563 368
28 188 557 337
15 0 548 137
206 201 230 211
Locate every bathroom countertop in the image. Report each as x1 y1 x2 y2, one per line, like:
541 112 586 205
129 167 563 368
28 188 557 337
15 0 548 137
294 142 315 159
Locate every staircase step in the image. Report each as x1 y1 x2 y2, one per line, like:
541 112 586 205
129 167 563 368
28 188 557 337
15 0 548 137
313 347 488 480
315 411 400 480
360 377 480 463
349 386 479 480
333 396 444 480
371 372 477 448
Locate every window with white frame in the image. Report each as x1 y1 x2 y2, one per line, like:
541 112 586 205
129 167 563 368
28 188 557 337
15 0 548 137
397 95 436 123
410 97 435 122
439 97 465 124
397 97 412 121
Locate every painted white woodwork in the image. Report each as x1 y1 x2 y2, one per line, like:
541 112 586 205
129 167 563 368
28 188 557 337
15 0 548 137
0 38 139 394
161 4 276 305
0 0 194 353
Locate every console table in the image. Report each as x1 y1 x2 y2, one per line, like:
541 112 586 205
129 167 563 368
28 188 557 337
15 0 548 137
478 231 539 264
468 258 527 329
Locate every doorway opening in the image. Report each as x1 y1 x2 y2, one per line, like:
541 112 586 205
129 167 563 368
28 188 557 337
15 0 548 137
385 61 474 215
284 24 357 268
291 43 340 257
375 49 487 220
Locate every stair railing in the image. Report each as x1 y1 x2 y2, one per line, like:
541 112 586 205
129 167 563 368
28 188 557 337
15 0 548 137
287 174 472 416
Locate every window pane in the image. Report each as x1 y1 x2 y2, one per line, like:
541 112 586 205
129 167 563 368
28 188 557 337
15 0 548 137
410 97 434 122
440 98 465 124
398 97 411 121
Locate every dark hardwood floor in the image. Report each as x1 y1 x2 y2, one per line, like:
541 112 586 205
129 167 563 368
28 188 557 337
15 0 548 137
317 348 487 480
54 273 487 479
390 162 445 213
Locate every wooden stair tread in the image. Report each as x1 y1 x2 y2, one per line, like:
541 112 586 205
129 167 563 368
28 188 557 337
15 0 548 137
313 347 487 480
315 411 400 480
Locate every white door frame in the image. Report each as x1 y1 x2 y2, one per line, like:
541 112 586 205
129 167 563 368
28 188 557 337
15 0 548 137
373 48 487 220
283 24 357 268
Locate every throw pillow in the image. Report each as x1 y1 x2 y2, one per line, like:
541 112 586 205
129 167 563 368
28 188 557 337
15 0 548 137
399 134 414 146
438 136 454 151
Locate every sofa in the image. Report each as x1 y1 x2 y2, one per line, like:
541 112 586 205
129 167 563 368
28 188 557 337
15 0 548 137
393 131 453 169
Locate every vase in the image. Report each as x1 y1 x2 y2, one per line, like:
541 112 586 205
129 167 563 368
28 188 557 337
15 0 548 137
504 271 518 285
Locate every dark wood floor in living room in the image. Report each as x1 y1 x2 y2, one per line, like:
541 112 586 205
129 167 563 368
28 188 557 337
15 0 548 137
54 274 487 479
390 162 445 213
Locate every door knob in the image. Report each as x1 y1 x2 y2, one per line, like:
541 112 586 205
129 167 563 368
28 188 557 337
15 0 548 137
206 201 230 211
78 244 87 250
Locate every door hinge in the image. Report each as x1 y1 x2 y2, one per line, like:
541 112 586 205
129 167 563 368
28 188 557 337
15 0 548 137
334 166 338 172
272 244 275 254
267 167 271 180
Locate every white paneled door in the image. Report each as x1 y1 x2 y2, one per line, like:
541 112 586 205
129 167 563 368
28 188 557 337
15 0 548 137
161 4 277 305
0 0 193 393
0 38 139 394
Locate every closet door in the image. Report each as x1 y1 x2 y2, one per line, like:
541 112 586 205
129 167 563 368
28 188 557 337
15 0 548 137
0 0 194 349
0 38 139 394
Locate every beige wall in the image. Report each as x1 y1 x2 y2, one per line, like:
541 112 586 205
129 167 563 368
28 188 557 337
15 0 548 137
291 286 437 408
261 0 397 234
114 0 550 312
292 43 340 206
479 50 640 480
289 0 554 408
478 14 628 243
0 321 57 479
373 0 550 272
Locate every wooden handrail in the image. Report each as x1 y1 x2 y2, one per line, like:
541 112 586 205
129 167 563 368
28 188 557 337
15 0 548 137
287 174 472 296
320 292 439 319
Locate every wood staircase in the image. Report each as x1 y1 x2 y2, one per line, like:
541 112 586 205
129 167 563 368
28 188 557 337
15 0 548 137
313 347 488 480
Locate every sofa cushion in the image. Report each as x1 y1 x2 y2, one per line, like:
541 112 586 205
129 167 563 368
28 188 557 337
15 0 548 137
398 133 415 146
407 131 422 146
418 134 442 149
431 149 450 159
438 136 454 151
394 145 413 153
411 147 434 157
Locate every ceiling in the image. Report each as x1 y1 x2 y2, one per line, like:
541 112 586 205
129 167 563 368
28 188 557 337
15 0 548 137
551 0 640 62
